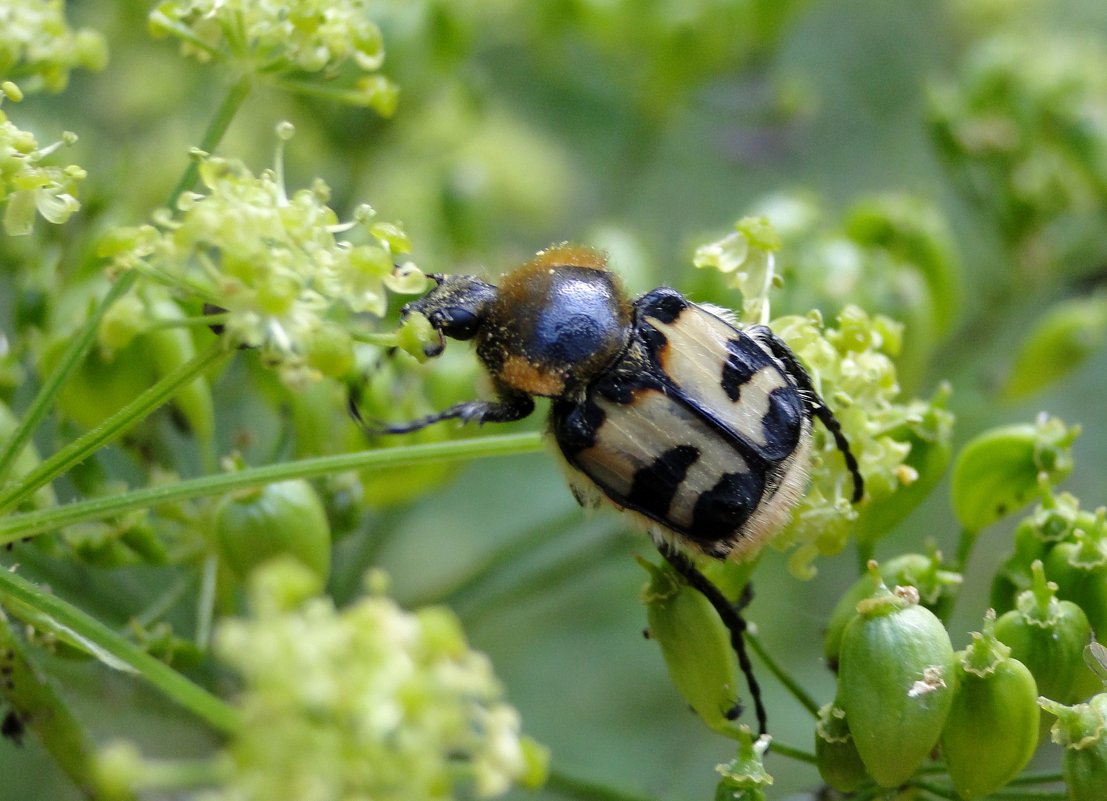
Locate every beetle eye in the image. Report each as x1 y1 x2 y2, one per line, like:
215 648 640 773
436 308 483 340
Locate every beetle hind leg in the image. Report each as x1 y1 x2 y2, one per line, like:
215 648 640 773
656 541 768 737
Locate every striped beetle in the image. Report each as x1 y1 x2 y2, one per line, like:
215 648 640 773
366 244 864 732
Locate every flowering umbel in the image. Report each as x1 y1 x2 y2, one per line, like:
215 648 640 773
149 0 397 112
0 82 86 236
104 124 426 386
208 561 547 801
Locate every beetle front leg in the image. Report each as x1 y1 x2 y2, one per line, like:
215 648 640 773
349 388 536 435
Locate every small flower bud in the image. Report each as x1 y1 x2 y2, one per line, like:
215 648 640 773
714 727 772 801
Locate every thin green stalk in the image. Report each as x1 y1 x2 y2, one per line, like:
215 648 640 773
546 769 662 801
167 74 252 207
0 432 546 545
953 526 977 573
0 340 230 515
0 271 138 488
766 740 815 764
0 569 240 734
0 610 100 796
745 629 821 718
910 777 1065 800
1004 772 1065 787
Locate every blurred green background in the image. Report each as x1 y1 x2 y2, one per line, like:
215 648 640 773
5 0 1107 798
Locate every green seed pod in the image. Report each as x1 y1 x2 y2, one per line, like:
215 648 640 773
991 481 1081 613
950 416 1078 533
940 610 1040 800
714 727 773 801
824 551 962 668
838 564 957 788
1040 693 1107 801
215 479 332 588
994 561 1098 704
814 701 868 793
640 558 741 736
1044 508 1107 637
1002 295 1107 400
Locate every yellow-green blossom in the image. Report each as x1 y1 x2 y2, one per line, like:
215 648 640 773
105 126 425 386
696 222 955 577
206 562 547 801
0 82 85 235
0 0 107 93
149 0 397 112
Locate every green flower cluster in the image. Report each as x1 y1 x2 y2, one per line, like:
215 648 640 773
208 562 547 801
695 222 955 577
149 0 397 112
741 191 961 389
105 125 425 386
0 82 86 236
929 33 1107 275
0 0 107 93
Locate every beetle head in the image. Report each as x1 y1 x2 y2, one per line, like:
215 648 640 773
402 274 498 357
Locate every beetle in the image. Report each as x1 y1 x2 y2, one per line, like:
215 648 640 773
361 243 864 733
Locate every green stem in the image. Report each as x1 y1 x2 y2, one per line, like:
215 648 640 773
545 769 661 801
910 777 1065 800
953 526 978 573
745 630 821 718
0 432 546 545
0 569 240 734
0 341 230 515
0 610 100 797
1004 772 1065 786
166 74 253 207
766 740 815 764
0 271 138 488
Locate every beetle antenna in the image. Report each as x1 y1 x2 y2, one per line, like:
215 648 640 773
656 542 768 737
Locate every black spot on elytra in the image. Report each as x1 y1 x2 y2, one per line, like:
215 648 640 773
635 287 687 324
690 471 764 543
758 387 805 460
627 445 701 519
720 338 761 401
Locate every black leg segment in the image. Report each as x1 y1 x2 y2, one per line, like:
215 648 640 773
349 389 536 435
656 541 767 736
